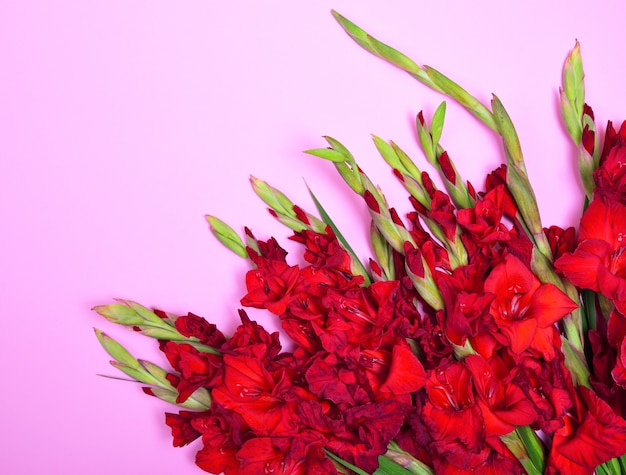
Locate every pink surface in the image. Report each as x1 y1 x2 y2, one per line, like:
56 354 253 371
3 1 626 473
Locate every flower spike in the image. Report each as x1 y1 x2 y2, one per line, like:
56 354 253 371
332 10 498 132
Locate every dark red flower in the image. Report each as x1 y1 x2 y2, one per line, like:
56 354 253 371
593 120 626 204
240 259 301 315
422 362 489 469
361 340 426 403
220 310 282 364
547 386 626 474
164 410 204 447
544 225 576 261
485 253 577 359
160 341 223 402
436 256 497 355
211 354 307 436
465 355 536 436
299 399 406 473
236 436 337 475
290 226 353 275
555 197 626 313
457 185 513 245
173 312 227 347
305 352 368 407
428 190 458 242
191 405 250 475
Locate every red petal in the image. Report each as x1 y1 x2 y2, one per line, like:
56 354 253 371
526 283 578 328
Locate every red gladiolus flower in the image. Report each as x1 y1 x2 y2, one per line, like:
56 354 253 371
299 399 406 473
241 259 301 315
236 436 337 475
544 225 576 261
556 197 626 314
164 411 203 447
436 256 497 356
220 310 282 364
290 226 353 275
457 185 514 245
189 406 250 475
160 341 223 402
211 354 301 436
173 312 227 347
361 340 426 403
423 362 490 470
547 387 626 474
305 352 368 407
594 120 626 204
465 355 537 436
485 253 577 359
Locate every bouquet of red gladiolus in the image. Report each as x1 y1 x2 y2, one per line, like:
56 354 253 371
94 10 626 475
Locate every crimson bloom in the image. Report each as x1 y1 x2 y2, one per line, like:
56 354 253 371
422 361 490 470
465 355 537 436
547 387 626 474
556 197 626 314
485 253 577 360
593 120 626 204
241 258 301 315
211 354 303 436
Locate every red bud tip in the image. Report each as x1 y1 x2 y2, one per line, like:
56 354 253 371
581 125 595 155
409 196 428 215
363 190 381 213
422 172 436 197
142 387 156 397
390 207 405 227
369 258 383 277
438 151 456 185
293 205 311 225
417 111 425 126
393 168 405 182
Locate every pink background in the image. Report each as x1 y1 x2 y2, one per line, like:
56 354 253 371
3 1 626 473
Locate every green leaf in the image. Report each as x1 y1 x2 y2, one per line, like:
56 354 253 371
324 449 370 475
374 456 413 475
516 425 546 473
307 185 371 285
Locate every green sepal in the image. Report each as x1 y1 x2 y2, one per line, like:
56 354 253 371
249 176 295 217
304 147 347 163
95 329 141 370
307 185 372 285
330 10 436 90
430 101 446 146
560 88 582 145
147 387 211 411
424 66 498 132
205 215 248 258
392 142 424 184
